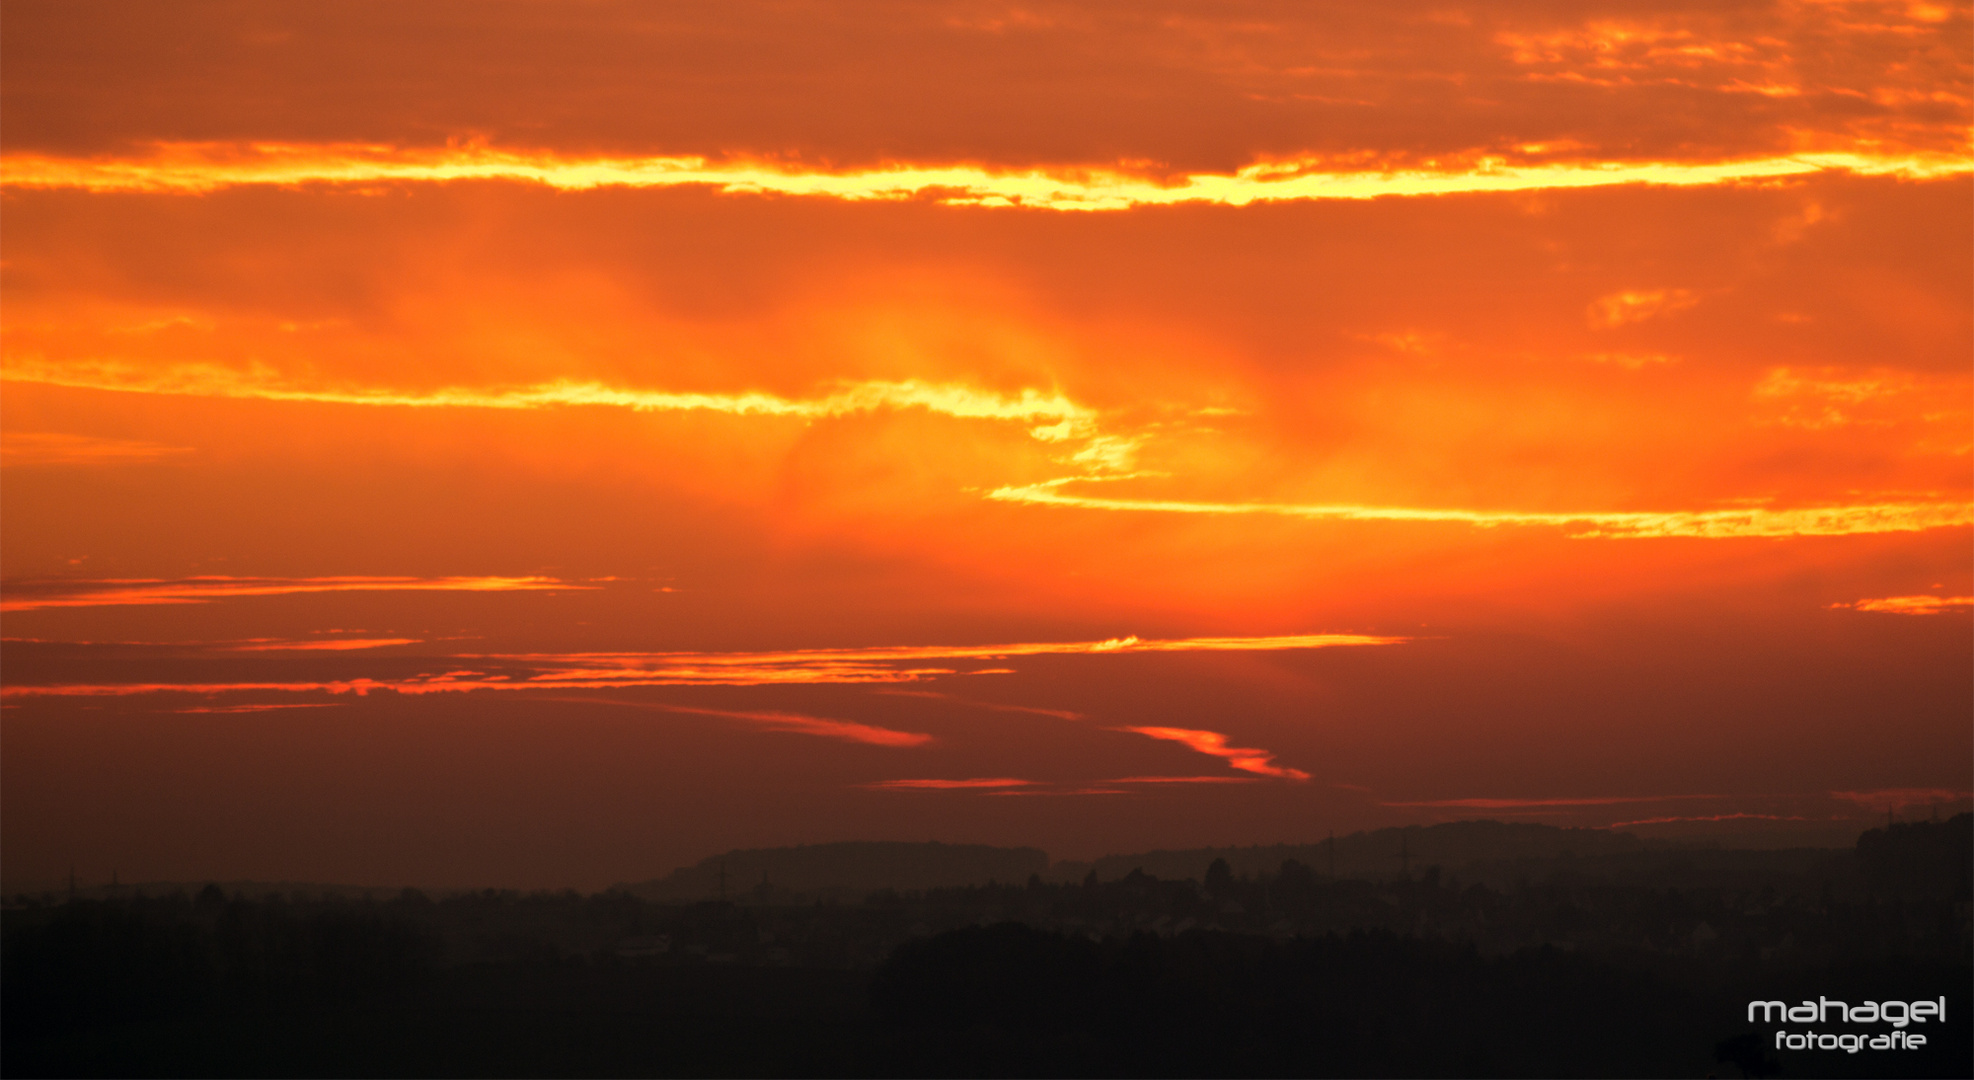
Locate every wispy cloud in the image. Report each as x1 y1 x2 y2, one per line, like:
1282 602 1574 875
223 638 421 651
1831 788 1974 813
15 362 1963 546
871 689 1085 720
1587 288 1699 329
987 787 1129 797
1383 794 1721 808
1831 595 1974 615
0 432 193 467
863 777 1036 790
2 361 1114 468
1751 366 1965 430
1 360 1091 426
474 633 1401 689
867 775 1265 793
1608 812 1815 828
988 481 1974 539
1116 726 1310 780
170 703 343 714
0 575 582 612
3 143 1966 209
1111 775 1263 785
0 632 1401 699
628 702 931 747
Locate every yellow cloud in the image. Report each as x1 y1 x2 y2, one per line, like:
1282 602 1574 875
4 143 1967 209
987 480 1974 539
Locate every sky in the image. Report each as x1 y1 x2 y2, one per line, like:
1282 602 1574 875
3 0 1970 891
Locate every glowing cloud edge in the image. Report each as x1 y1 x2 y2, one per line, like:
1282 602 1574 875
3 144 1968 209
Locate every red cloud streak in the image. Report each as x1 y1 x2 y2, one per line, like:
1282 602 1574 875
1117 726 1310 781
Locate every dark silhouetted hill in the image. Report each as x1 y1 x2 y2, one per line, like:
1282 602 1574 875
1062 820 1649 884
615 841 1049 900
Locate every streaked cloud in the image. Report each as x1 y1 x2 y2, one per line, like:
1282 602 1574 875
1383 794 1721 808
1831 595 1974 615
0 632 1405 699
863 778 1129 796
0 360 1091 428
1831 787 1974 812
485 633 1403 688
0 575 583 612
1607 812 1815 828
988 482 1974 539
1110 775 1262 785
0 431 193 467
3 143 1965 209
872 689 1086 721
223 638 422 651
168 703 342 714
631 702 931 747
863 777 1035 790
1116 726 1310 781
3 680 401 698
987 787 1130 797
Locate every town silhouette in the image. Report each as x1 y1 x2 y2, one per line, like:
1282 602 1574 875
6 815 1967 1077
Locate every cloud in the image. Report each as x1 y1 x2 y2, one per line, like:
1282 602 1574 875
1582 352 1677 370
483 633 1403 688
1382 794 1721 808
223 638 422 651
1831 595 1974 614
1606 812 1815 828
1754 366 1970 431
0 361 1091 427
1110 775 1262 784
632 703 931 747
866 777 1215 795
4 143 1965 209
168 703 343 714
863 777 1034 789
872 689 1085 720
0 432 194 467
987 787 1129 796
0 575 583 612
1587 289 1699 328
1116 726 1310 780
987 482 1974 539
0 632 1403 699
1831 788 1974 813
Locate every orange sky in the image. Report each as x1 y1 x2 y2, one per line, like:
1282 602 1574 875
3 0 1969 890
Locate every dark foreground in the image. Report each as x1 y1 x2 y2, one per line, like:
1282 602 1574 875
7 818 1969 1077
5 916 1968 1078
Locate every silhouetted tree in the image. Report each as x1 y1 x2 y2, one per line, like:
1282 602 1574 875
1276 859 1315 892
1205 858 1235 898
